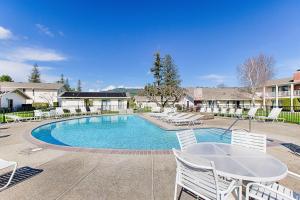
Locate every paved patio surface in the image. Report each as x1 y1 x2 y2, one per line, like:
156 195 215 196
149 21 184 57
0 114 299 200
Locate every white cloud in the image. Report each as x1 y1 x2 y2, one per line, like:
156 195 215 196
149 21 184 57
36 24 54 37
6 47 66 62
101 85 142 91
58 31 64 37
0 26 13 40
198 74 227 84
0 60 58 82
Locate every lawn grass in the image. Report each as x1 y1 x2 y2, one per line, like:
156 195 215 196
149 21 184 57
0 111 34 123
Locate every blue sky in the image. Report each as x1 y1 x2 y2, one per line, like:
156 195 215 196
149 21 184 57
1 0 300 91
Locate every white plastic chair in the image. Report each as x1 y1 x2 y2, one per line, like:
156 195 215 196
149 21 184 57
176 130 197 150
220 108 228 116
231 130 267 153
213 107 219 115
228 108 235 117
80 107 89 115
69 107 79 116
173 149 242 200
0 159 17 191
234 108 243 118
200 107 206 113
257 108 284 122
247 107 259 119
206 107 212 113
246 171 300 200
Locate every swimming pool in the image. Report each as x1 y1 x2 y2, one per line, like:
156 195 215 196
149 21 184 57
31 115 231 150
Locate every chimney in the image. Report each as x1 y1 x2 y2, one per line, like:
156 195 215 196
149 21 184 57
293 69 300 82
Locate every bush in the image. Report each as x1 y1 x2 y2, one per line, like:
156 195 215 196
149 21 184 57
53 102 59 107
32 102 49 109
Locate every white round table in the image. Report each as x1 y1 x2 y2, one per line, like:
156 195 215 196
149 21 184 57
185 143 288 182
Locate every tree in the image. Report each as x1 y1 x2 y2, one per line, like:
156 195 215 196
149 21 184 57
0 75 13 82
28 64 41 83
77 80 82 92
59 74 65 84
237 54 275 104
144 53 185 108
64 78 71 91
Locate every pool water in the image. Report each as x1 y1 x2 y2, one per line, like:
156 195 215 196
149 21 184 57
32 115 231 150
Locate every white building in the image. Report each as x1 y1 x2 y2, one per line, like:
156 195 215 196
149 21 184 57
0 82 65 106
59 92 129 111
0 90 31 111
180 87 261 109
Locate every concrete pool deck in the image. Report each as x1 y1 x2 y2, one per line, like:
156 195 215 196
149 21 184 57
0 114 299 200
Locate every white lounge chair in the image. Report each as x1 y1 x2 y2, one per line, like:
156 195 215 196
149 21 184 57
199 107 206 113
231 130 266 153
173 149 242 200
69 107 79 116
34 110 44 120
247 107 259 119
213 107 219 115
0 159 17 191
228 108 235 117
80 107 89 115
256 108 284 122
206 107 212 113
246 171 300 200
173 115 203 126
163 113 188 122
89 106 101 115
176 129 197 150
234 108 243 118
168 113 194 123
4 114 34 123
150 110 172 118
55 107 65 118
220 108 228 116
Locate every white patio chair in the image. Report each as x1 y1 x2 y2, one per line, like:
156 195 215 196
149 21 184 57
228 108 235 117
176 129 197 150
231 130 266 153
213 107 219 115
247 107 259 119
69 107 79 116
173 115 203 126
256 108 284 122
168 113 194 123
234 108 243 118
206 107 212 113
89 106 101 115
55 107 68 117
246 171 300 200
220 108 228 116
0 159 17 191
173 149 242 200
80 107 89 115
4 114 34 123
34 110 44 120
163 113 189 122
200 107 206 113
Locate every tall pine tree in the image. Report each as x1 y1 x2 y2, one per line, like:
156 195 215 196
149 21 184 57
77 80 82 92
28 64 41 83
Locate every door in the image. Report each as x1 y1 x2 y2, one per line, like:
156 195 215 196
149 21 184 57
8 99 13 111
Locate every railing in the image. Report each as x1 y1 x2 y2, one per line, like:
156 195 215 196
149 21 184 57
265 90 300 97
294 90 300 96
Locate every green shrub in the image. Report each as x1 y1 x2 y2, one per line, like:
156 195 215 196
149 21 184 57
53 102 59 107
32 102 49 109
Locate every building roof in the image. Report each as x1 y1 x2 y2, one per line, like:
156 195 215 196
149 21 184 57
134 95 176 102
187 87 257 101
264 77 293 86
0 82 64 90
59 92 128 98
0 89 31 99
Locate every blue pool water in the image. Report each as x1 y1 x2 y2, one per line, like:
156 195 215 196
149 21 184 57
32 115 231 150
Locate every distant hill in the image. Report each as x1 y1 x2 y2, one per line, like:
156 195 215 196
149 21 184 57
108 88 144 96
